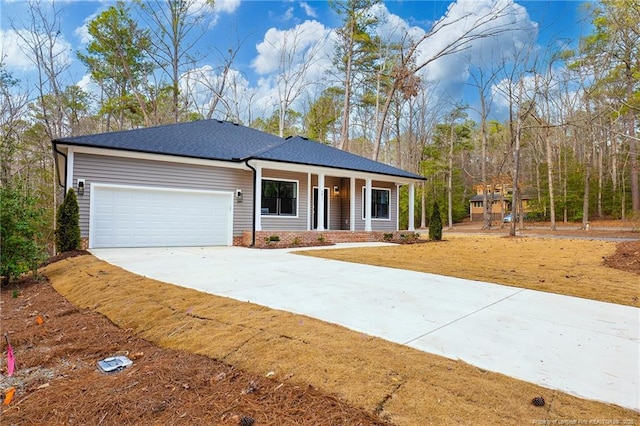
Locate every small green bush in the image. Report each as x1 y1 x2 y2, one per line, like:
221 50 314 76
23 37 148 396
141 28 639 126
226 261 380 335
383 233 394 241
399 232 420 243
264 235 280 245
56 189 81 253
0 182 47 286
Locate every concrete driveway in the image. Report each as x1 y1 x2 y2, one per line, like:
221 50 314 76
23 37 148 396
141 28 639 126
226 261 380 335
91 245 639 411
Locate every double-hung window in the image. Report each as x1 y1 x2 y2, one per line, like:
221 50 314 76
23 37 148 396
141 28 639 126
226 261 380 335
262 179 297 216
362 188 390 219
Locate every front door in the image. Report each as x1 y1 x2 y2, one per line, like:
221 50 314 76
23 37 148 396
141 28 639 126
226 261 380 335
313 187 329 230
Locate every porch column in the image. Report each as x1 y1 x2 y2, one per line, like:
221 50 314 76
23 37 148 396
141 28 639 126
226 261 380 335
254 164 262 231
307 173 312 230
317 173 325 231
365 178 372 232
349 177 355 231
396 184 401 231
408 182 415 231
66 148 74 192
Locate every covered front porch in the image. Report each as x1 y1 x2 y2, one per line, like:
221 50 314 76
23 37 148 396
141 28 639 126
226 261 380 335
248 160 418 245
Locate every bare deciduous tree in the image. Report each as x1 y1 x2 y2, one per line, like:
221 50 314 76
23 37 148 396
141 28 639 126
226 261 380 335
371 1 519 162
136 0 214 123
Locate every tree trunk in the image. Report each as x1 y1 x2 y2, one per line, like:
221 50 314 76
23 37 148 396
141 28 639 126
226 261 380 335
582 159 591 228
545 126 556 230
626 56 639 214
337 22 354 152
447 121 454 229
479 86 492 230
597 141 603 218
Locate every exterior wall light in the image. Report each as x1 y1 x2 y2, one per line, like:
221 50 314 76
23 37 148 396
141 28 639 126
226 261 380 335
77 179 85 196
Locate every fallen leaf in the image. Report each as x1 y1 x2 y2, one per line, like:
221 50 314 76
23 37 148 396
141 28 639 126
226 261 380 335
3 387 15 405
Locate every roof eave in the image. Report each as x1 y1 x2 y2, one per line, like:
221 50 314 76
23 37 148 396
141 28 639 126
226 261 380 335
248 157 425 183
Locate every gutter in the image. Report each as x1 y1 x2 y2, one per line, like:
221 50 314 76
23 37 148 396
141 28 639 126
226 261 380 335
244 159 257 247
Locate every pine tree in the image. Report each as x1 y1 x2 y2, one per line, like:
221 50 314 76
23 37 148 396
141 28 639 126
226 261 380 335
429 200 442 241
56 189 81 253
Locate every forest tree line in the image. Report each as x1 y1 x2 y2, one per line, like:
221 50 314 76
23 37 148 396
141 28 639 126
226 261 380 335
1 0 638 256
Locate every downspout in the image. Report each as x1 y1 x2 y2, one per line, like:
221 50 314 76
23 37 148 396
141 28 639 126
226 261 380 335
52 142 68 192
245 159 257 247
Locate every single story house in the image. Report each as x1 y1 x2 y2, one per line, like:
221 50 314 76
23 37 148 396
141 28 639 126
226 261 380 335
52 120 424 248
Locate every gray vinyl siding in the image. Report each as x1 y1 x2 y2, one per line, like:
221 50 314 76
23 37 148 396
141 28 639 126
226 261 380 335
261 169 308 231
354 180 397 231
339 178 351 231
72 153 253 238
326 176 342 230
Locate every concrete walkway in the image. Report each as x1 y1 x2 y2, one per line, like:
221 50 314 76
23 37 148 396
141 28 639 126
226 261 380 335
91 245 639 411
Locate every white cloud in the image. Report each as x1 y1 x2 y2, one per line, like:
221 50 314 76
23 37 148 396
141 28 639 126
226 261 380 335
363 0 538 101
370 3 422 44
491 64 583 121
1 29 33 70
0 28 72 71
186 0 541 123
415 0 537 88
251 20 330 75
214 0 241 14
204 0 240 27
181 64 263 122
74 15 96 45
282 6 294 21
76 73 101 102
246 19 334 119
300 2 317 18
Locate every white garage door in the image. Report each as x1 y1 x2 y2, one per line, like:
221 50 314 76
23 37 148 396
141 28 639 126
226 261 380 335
90 184 233 248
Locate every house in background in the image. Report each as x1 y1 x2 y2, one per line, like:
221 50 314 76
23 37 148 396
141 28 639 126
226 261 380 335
52 120 424 248
468 184 532 222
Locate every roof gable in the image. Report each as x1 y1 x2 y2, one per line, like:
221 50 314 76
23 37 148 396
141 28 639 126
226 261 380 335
53 120 423 180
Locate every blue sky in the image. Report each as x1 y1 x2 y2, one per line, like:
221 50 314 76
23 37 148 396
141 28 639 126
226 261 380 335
0 0 593 122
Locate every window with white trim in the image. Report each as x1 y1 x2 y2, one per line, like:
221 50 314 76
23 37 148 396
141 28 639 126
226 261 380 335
362 187 390 219
262 179 297 216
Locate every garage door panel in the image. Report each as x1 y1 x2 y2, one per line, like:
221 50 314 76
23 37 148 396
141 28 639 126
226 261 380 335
91 185 232 248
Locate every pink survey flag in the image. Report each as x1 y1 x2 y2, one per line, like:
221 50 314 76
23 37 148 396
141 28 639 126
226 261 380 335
5 334 15 377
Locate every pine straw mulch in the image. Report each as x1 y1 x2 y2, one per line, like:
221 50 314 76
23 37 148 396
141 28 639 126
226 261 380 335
604 240 640 275
0 270 388 426
1 234 639 425
2 248 639 426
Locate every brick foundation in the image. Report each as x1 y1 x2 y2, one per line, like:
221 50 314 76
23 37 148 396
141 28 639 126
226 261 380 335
84 233 417 249
240 230 419 248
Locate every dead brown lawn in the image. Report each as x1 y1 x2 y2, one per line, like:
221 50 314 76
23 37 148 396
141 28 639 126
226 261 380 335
299 234 640 307
31 253 639 426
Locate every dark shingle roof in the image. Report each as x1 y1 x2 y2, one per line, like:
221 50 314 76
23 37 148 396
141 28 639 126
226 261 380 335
262 136 421 179
53 120 423 180
54 120 285 161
